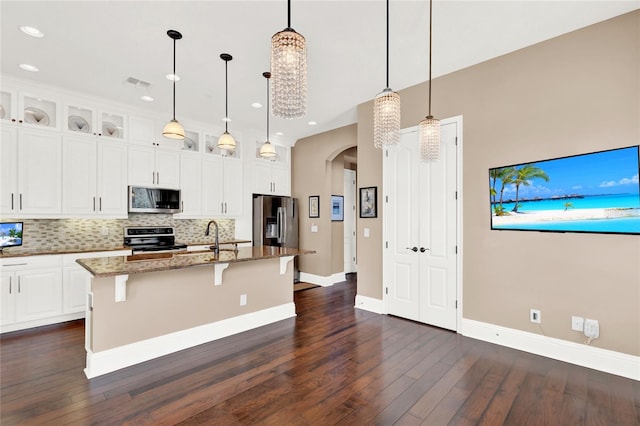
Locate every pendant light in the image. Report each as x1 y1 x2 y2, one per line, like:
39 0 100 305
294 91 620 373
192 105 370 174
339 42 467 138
217 53 236 151
271 0 307 119
373 0 401 149
419 0 440 160
162 29 185 140
259 72 277 158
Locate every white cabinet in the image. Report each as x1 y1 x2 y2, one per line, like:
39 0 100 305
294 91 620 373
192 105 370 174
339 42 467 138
128 144 180 189
1 256 63 329
129 115 181 188
1 127 62 216
177 152 203 217
64 102 126 141
61 251 129 316
252 142 290 196
63 136 127 217
202 156 243 217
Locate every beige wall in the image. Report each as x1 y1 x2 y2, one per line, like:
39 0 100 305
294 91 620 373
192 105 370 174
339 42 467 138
292 125 357 277
356 11 640 356
90 258 293 351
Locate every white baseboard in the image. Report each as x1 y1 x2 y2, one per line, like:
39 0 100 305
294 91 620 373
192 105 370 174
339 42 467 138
299 272 346 287
461 318 640 381
1 312 85 334
84 303 296 379
354 294 383 314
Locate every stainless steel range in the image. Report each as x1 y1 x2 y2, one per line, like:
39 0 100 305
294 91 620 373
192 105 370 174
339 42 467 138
124 226 187 254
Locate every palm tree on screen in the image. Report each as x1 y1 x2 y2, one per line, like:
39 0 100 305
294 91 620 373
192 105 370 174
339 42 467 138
511 164 550 212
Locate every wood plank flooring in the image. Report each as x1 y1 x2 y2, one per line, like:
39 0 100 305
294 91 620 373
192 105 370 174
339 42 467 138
2 274 639 425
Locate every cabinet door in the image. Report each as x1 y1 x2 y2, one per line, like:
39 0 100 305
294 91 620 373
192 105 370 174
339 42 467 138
97 141 127 216
128 115 155 147
271 164 291 196
0 126 18 214
15 268 62 322
128 145 155 186
252 161 273 195
154 149 180 189
223 159 243 216
17 129 62 214
0 272 16 326
62 266 89 314
202 156 224 215
62 136 97 215
178 153 202 216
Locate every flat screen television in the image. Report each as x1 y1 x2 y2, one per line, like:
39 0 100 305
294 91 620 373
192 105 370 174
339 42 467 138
0 222 23 250
489 146 640 235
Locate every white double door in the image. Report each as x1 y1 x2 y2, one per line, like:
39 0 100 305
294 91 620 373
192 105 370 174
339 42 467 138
384 118 459 331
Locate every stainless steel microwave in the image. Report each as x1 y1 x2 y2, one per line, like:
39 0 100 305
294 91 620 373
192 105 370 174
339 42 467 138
128 186 181 214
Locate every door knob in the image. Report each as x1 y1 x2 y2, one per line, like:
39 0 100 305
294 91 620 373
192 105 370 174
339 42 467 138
420 247 429 253
406 247 418 252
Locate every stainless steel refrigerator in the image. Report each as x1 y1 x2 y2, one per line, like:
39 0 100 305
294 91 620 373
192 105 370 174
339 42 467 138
253 195 299 249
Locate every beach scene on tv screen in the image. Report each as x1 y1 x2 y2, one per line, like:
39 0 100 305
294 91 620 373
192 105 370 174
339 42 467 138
0 222 23 247
490 146 640 234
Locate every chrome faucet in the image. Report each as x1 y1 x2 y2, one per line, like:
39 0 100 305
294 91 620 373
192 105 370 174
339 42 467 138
205 220 220 254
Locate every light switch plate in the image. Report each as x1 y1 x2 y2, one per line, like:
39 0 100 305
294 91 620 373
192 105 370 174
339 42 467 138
311 225 318 233
364 228 370 238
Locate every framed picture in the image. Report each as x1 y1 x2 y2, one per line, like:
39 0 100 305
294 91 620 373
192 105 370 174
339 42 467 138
331 195 344 221
360 186 377 218
309 195 320 218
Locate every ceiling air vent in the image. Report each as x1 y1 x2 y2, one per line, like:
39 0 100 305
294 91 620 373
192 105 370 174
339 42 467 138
124 77 151 88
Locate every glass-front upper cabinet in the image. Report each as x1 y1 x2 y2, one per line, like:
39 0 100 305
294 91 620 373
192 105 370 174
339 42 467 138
64 102 126 140
18 91 61 130
0 90 15 123
181 129 201 153
204 131 241 159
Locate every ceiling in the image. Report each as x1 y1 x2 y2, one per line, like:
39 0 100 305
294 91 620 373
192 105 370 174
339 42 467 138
2 1 638 146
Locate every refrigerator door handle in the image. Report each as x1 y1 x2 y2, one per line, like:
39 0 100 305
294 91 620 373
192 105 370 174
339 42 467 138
277 207 285 244
282 208 288 246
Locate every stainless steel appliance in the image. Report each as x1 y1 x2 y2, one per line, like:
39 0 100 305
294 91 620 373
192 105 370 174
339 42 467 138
124 226 187 254
253 195 298 248
128 186 181 214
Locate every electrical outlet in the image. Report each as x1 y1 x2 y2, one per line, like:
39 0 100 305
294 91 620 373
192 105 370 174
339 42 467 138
240 294 247 306
100 226 109 236
530 309 541 324
571 316 584 332
584 318 599 339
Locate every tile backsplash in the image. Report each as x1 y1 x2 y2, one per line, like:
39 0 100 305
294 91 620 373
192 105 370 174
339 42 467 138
5 215 235 254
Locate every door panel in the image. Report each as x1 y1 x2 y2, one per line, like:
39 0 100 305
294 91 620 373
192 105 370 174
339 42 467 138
385 119 459 331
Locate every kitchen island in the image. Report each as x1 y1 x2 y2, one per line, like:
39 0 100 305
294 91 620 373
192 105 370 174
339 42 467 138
77 246 313 378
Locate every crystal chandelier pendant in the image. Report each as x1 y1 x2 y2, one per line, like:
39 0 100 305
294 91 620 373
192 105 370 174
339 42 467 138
419 115 440 161
374 88 401 148
271 28 307 118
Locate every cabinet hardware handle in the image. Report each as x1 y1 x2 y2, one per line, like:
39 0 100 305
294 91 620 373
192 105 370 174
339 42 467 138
93 196 96 211
225 203 227 214
17 276 21 293
99 197 102 211
19 194 22 210
156 172 159 185
152 172 155 184
221 202 224 214
420 247 429 253
11 193 14 210
8 276 11 294
406 247 418 252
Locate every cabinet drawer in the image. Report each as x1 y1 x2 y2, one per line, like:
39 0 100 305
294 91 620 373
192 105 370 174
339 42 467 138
1 255 61 269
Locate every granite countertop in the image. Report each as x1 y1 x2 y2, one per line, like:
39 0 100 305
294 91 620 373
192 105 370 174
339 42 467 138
77 246 315 277
0 240 252 259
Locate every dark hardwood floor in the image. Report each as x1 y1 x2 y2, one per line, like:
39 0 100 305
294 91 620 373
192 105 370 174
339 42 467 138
2 274 639 425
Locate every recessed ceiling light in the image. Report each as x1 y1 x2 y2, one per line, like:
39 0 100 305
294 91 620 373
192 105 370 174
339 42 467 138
20 26 44 38
251 102 262 108
19 63 39 72
166 73 180 81
308 121 317 125
276 132 284 136
222 117 231 122
140 95 154 102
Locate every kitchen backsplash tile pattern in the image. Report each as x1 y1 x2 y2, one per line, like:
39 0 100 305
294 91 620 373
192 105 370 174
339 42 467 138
4 215 235 254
